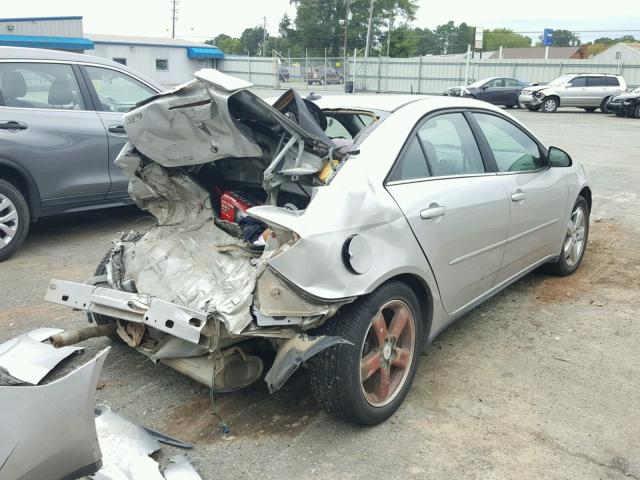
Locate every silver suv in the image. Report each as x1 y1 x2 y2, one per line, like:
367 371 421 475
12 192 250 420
0 47 161 261
519 73 626 113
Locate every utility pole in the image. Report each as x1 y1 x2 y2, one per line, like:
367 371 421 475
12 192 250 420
386 15 393 57
343 0 350 70
262 16 267 57
364 0 374 61
171 0 179 39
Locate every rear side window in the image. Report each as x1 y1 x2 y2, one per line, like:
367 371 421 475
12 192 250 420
473 113 543 172
605 77 620 86
0 62 85 110
418 113 484 177
388 135 430 181
587 77 606 87
503 78 518 87
84 66 154 113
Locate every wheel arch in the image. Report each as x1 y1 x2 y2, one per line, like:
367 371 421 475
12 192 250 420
546 94 561 106
0 158 41 219
579 186 592 212
380 273 434 343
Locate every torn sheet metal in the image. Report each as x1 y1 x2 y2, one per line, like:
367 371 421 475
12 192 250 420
0 329 83 385
92 405 163 480
264 335 352 393
0 348 109 480
163 455 202 480
118 212 258 335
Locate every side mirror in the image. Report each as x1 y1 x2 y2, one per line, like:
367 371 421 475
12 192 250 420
548 146 572 167
565 82 572 88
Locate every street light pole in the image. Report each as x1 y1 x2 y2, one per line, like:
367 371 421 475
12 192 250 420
343 0 350 78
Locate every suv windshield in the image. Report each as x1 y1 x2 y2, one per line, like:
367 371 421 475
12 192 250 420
547 74 575 86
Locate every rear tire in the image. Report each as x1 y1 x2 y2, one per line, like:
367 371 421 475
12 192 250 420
0 179 30 262
308 281 424 425
600 97 612 113
544 196 589 276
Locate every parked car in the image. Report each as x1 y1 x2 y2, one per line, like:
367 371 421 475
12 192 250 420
605 86 640 118
519 73 626 113
0 46 161 261
443 77 532 108
46 72 591 426
307 65 344 85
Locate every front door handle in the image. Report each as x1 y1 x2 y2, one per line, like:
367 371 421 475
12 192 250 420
107 124 127 135
0 120 28 131
511 191 526 202
420 204 447 220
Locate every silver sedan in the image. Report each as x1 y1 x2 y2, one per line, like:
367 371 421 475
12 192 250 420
47 71 591 426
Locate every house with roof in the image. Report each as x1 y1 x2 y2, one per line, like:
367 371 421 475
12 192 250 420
590 43 640 63
0 16 223 86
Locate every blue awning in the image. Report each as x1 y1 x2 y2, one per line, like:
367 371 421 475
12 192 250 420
0 35 94 50
187 47 224 59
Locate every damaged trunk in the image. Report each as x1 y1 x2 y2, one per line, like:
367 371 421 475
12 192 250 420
46 69 352 393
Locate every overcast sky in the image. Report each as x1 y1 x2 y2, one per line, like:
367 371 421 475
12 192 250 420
3 0 640 43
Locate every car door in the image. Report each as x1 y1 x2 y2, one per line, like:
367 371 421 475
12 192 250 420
478 78 503 104
586 76 608 106
470 112 568 285
502 78 520 106
0 61 110 206
562 76 587 106
385 111 510 314
79 65 157 198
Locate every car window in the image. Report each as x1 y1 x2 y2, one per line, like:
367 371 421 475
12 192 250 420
0 62 85 110
84 66 154 113
485 78 503 88
388 135 430 182
569 77 587 87
503 78 518 87
606 77 620 87
325 116 352 139
473 113 544 172
587 76 606 87
418 113 484 177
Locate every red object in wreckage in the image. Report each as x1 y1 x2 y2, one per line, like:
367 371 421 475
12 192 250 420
220 191 258 222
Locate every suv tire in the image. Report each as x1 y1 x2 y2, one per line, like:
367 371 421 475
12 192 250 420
542 97 559 113
600 97 612 113
0 179 30 262
308 281 424 425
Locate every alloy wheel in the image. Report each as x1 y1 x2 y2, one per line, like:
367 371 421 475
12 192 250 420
360 299 416 407
0 193 19 249
563 205 586 267
543 98 557 112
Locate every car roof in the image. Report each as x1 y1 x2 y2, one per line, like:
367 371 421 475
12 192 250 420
311 94 432 112
0 46 162 89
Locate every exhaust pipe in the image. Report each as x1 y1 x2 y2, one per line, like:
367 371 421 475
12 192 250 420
51 324 117 348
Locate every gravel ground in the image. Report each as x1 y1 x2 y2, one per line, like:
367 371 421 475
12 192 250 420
1 105 639 480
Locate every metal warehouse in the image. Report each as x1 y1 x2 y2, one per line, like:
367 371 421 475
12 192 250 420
0 15 223 86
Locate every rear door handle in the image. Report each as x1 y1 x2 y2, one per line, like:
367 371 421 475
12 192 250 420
511 191 526 202
107 124 127 135
420 204 447 220
0 120 27 131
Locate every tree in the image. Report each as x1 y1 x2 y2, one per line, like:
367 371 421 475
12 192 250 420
542 29 581 47
241 26 267 55
483 28 531 51
207 34 243 54
293 0 418 57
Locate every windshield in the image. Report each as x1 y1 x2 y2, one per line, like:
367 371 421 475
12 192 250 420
468 78 492 88
547 75 574 86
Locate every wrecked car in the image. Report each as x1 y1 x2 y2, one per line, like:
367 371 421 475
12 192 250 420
46 69 591 425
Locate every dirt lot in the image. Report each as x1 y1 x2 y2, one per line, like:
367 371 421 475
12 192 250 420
1 107 639 479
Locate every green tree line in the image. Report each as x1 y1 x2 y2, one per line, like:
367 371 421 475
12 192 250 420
205 0 636 58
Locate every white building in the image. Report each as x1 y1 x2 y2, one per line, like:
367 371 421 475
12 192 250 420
591 43 640 64
0 16 223 86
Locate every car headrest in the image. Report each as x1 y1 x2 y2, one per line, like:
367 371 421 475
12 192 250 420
2 71 27 98
48 78 74 105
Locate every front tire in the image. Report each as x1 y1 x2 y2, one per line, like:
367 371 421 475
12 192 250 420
542 97 559 113
634 105 640 119
0 179 30 262
544 196 589 276
526 105 541 112
309 281 423 425
600 97 611 113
